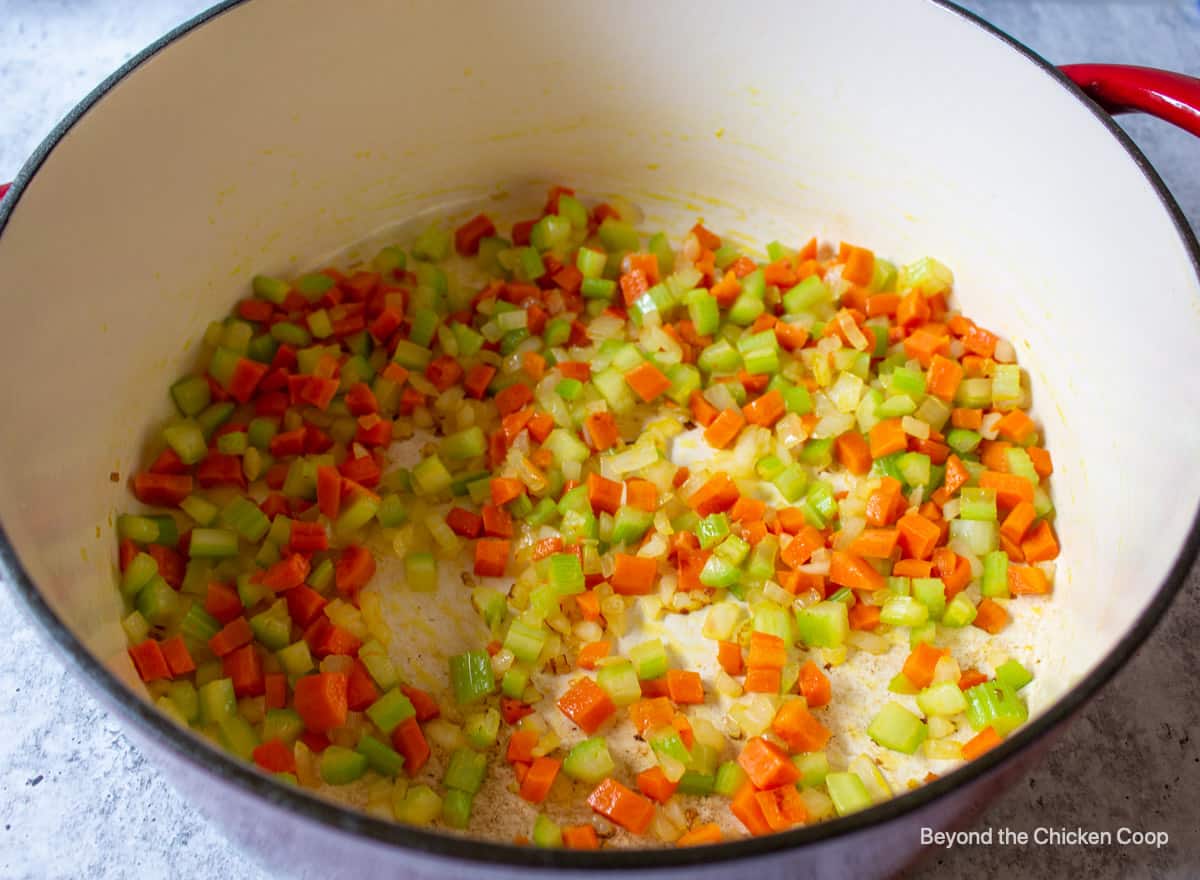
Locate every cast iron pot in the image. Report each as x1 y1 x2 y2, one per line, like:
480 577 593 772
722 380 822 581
1 1 1199 877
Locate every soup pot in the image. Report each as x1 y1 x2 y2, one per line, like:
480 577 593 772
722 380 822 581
1 1 1199 877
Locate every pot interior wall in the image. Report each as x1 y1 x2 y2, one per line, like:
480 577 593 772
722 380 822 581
0 0 1196 756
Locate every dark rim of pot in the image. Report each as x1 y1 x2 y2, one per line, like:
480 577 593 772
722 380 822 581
1 0 1198 870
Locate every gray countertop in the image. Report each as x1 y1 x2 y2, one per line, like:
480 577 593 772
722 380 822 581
1 2 1198 877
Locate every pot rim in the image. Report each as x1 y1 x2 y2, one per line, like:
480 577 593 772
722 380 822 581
1 0 1198 870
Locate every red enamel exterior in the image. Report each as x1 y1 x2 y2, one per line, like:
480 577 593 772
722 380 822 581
1061 63 1200 138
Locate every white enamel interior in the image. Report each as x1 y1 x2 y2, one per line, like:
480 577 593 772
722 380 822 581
0 0 1197 841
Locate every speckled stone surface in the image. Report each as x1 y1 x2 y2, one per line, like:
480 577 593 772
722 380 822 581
1 2 1198 878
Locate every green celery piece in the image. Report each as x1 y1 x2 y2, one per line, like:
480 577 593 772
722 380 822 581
917 682 970 717
562 736 616 784
532 813 562 848
677 771 715 796
942 593 978 627
136 576 180 626
219 496 270 543
697 339 741 374
444 748 488 794
728 293 765 326
356 734 405 777
596 660 641 707
685 288 720 336
964 680 1028 735
794 752 830 787
198 677 237 724
163 420 208 466
441 426 487 461
912 577 947 620
879 596 929 628
598 218 640 253
412 225 451 262
629 639 668 680
981 550 1010 597
464 708 502 750
442 790 474 829
995 659 1034 691
366 689 416 735
611 506 654 545
868 702 928 754
500 664 530 699
320 745 369 785
405 553 438 592
713 760 749 797
219 715 260 760
371 245 407 274
170 375 212 417
120 553 159 601
698 513 731 550
795 601 849 648
253 274 290 304
396 785 442 825
449 650 495 705
531 215 570 252
649 727 691 765
412 455 453 495
504 619 547 664
959 487 997 521
700 554 740 589
773 463 809 502
826 772 873 816
783 276 831 313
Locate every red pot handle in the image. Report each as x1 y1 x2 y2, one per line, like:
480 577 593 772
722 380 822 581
1060 64 1200 138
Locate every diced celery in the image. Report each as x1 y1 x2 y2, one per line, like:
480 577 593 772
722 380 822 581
714 760 749 797
199 677 237 725
405 553 438 592
562 736 616 784
412 455 452 496
880 595 929 628
277 641 315 677
444 748 488 794
136 576 180 625
464 708 502 750
949 519 998 556
320 745 369 785
867 702 928 754
219 715 260 760
596 659 641 707
917 681 969 717
442 790 474 829
794 751 830 788
964 680 1027 735
982 550 1009 597
532 813 563 848
795 601 849 648
996 659 1033 691
503 619 547 664
912 578 947 620
826 772 873 816
357 734 405 777
395 785 442 825
366 689 416 735
170 375 212 417
773 463 809 503
959 487 997 522
598 218 640 253
629 639 668 680
611 506 654 545
449 650 495 705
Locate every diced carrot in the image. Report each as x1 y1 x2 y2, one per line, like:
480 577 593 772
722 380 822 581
704 408 746 449
1008 564 1051 595
847 528 899 559
334 545 375 598
943 455 970 496
587 778 655 835
744 667 782 694
896 290 930 328
636 766 679 804
474 538 510 578
495 383 533 416
625 478 658 512
392 716 430 775
979 440 1013 473
257 553 311 592
689 390 719 427
610 553 657 595
625 361 672 403
962 726 1003 761
742 390 786 428
973 598 1010 634
897 513 941 560
688 473 740 516
958 668 989 690
519 756 561 804
446 507 484 539
490 477 524 506
506 729 539 764
557 677 616 734
454 213 496 256
577 641 611 670
293 672 349 733
902 643 947 689
781 525 826 569
865 477 903 527
999 501 1037 544
1027 446 1054 478
849 602 882 631
629 697 675 737
730 496 766 524
731 783 771 836
209 617 254 658
584 411 621 452
797 660 831 708
892 558 933 578
463 364 496 400
738 737 800 789
522 351 547 382
869 419 907 458
717 640 744 676
903 326 949 367
129 640 171 682
575 589 602 623
252 738 297 774
756 785 809 831
747 632 787 670
562 825 601 850
832 431 873 475
586 472 624 515
925 354 964 401
666 669 704 705
772 700 831 752
159 635 195 677
481 504 514 539
963 324 998 358
829 551 886 591
1021 520 1059 563
774 321 809 352
950 407 983 430
839 243 875 286
264 673 287 710
677 823 723 846
979 470 1035 509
